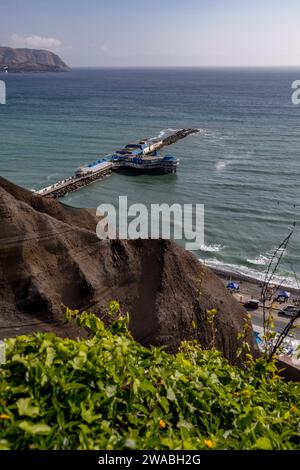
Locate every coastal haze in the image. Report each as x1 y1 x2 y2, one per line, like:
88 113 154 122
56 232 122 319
1 0 300 67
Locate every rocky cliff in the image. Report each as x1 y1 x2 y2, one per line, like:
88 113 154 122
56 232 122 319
0 177 254 363
0 47 69 72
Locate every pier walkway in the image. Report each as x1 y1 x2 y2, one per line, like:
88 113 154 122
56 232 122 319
35 128 198 199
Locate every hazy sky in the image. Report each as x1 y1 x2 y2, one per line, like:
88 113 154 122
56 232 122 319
0 0 300 67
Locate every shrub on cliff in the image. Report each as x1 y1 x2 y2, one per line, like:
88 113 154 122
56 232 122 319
0 303 299 450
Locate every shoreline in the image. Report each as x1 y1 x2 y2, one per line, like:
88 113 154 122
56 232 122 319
210 265 299 296
210 265 300 345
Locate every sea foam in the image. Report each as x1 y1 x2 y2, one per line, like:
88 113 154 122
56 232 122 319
202 258 298 289
199 244 224 253
215 160 233 171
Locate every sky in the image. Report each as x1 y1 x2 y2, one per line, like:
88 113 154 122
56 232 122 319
0 0 300 67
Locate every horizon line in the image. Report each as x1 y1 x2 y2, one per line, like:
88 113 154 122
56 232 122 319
69 65 300 69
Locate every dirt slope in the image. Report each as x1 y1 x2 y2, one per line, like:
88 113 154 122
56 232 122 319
0 177 254 363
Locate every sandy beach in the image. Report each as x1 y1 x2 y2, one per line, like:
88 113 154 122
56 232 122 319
212 267 300 341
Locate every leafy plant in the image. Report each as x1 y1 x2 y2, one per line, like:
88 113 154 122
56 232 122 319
0 304 299 450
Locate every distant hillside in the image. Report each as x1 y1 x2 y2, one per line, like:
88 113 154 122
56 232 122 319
0 47 69 72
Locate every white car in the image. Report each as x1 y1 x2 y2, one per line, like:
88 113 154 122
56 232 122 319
278 306 300 318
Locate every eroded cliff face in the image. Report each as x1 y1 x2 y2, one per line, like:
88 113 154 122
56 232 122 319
0 177 254 364
0 47 69 72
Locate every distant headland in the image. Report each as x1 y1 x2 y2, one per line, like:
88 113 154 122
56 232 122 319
0 46 69 72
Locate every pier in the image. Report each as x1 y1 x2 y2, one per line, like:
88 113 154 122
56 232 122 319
35 128 198 199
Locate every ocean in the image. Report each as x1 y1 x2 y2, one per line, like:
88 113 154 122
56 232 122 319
1 67 300 286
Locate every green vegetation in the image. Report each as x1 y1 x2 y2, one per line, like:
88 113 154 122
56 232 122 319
0 303 299 450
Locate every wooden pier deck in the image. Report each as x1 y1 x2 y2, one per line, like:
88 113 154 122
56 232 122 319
35 128 198 199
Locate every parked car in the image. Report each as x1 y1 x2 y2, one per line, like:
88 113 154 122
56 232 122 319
243 299 259 311
278 305 300 318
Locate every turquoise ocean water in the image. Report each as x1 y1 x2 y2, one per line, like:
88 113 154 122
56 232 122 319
1 68 300 286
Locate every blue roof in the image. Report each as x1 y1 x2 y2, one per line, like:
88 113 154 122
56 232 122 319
163 155 177 161
227 282 239 290
254 331 262 344
277 290 290 297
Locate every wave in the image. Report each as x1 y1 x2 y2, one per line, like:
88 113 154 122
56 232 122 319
199 243 224 253
202 257 298 289
166 128 181 133
151 128 180 140
247 247 286 266
215 160 233 171
151 127 206 140
192 128 207 136
47 173 60 181
246 254 270 266
156 129 168 139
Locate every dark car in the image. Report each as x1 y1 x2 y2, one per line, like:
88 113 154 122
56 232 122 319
278 306 300 318
243 299 259 311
